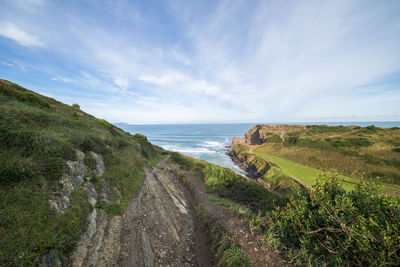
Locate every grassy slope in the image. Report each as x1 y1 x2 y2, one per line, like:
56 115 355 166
254 148 400 192
0 80 163 265
233 124 400 192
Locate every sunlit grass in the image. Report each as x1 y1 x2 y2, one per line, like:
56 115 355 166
254 148 400 192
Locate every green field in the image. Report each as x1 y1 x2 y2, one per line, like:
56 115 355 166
254 148 400 192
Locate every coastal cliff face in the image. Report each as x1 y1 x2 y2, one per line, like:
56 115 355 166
228 133 270 178
244 125 265 145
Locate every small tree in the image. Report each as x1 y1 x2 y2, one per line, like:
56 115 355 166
72 103 80 109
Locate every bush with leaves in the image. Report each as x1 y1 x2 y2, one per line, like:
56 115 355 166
265 172 400 266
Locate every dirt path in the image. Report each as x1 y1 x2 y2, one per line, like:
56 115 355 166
72 155 212 266
183 172 290 267
118 156 211 267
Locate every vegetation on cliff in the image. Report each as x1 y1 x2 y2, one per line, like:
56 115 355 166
172 149 400 266
0 80 163 265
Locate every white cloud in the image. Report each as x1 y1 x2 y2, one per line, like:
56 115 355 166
138 70 231 100
113 76 130 91
0 21 44 47
2 61 14 67
2 1 399 123
50 76 73 83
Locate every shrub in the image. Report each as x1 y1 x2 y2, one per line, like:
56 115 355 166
265 134 282 143
326 137 373 148
72 103 80 109
266 173 400 266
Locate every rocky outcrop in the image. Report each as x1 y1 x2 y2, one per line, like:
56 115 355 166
227 125 272 178
228 137 245 154
228 143 270 179
245 125 264 145
69 156 205 267
49 150 88 214
71 151 108 267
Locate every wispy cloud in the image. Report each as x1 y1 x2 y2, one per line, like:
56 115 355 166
1 0 399 123
0 21 44 47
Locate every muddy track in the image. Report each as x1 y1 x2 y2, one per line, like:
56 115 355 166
183 172 290 267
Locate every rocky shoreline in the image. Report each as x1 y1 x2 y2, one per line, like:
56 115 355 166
227 125 270 179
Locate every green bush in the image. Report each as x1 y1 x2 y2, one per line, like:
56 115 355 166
265 134 282 143
265 173 400 266
326 137 373 148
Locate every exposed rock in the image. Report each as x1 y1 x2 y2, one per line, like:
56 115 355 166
103 179 111 203
245 125 264 145
85 182 97 207
49 150 88 214
228 138 270 179
89 151 105 176
69 156 207 267
118 158 199 267
228 137 245 154
71 209 98 267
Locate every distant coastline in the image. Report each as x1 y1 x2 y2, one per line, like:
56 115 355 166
116 121 400 128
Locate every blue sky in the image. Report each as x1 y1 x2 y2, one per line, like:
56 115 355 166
1 0 400 124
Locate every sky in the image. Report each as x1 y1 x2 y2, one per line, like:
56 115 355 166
1 0 400 124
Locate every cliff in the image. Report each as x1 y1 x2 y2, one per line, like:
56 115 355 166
228 142 270 178
244 124 265 145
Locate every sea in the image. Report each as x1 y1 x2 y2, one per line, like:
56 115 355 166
116 122 400 174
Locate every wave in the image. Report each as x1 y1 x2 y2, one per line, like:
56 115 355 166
162 144 217 154
202 141 224 148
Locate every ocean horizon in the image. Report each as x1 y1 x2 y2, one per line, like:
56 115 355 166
116 121 400 174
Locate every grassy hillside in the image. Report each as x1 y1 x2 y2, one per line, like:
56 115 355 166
230 124 400 193
0 80 164 265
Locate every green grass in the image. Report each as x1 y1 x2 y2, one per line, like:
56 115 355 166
207 193 255 222
254 148 400 192
0 79 163 266
253 124 400 185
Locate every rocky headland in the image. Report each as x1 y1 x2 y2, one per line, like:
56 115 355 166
227 125 271 179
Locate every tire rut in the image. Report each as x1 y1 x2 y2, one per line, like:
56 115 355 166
118 157 210 267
